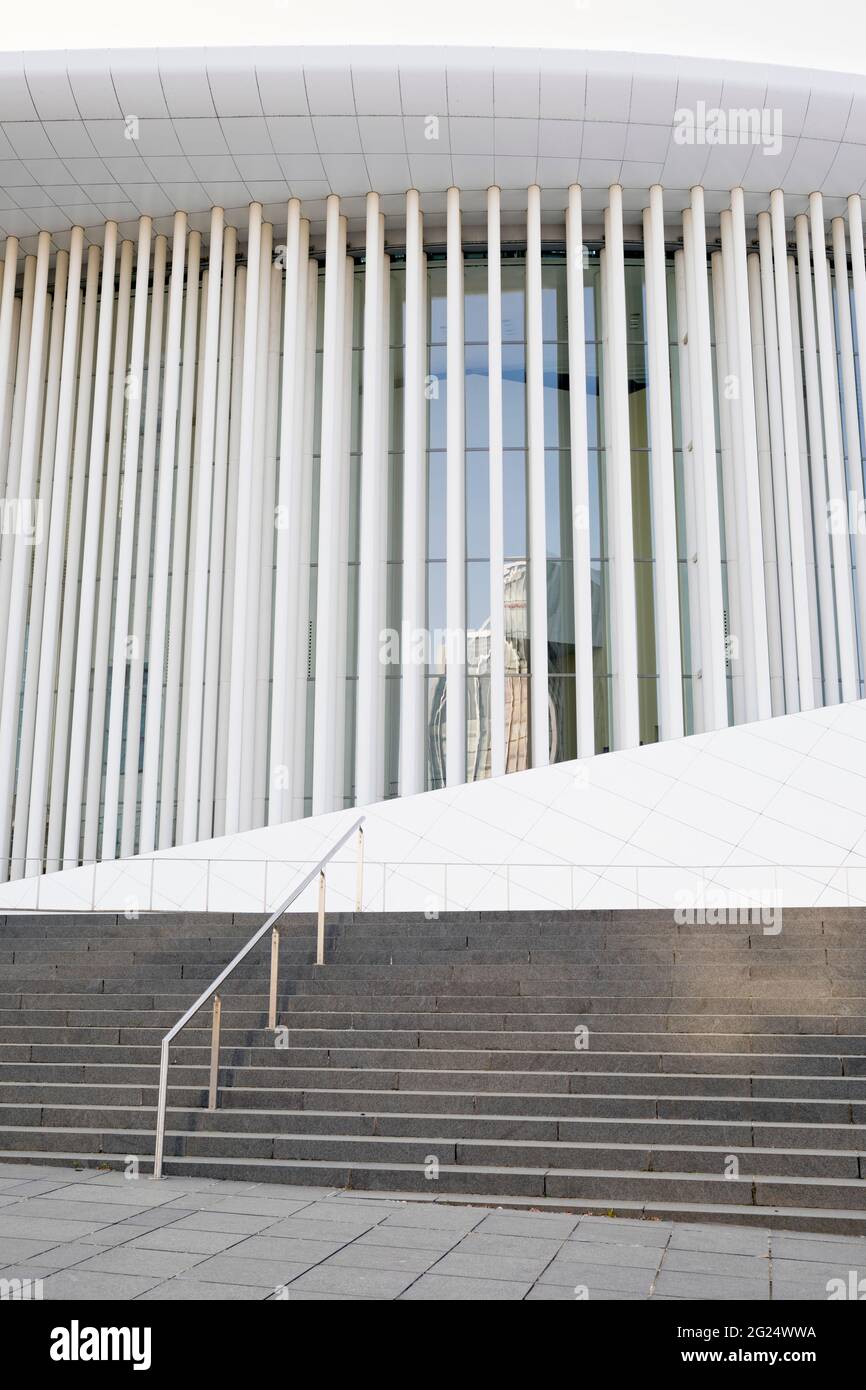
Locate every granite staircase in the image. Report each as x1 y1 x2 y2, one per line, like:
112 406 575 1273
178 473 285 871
0 908 865 1231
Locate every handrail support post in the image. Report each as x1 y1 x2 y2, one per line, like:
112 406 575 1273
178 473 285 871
317 870 326 965
268 927 280 1029
207 994 221 1110
153 1036 171 1180
355 826 364 912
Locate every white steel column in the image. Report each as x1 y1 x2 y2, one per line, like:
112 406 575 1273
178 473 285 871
272 217 312 825
400 189 426 796
787 253 823 707
269 200 304 822
748 251 786 715
758 210 798 711
24 230 84 875
3 255 35 510
687 188 728 732
0 296 19 495
312 196 348 816
332 248 354 807
82 237 134 863
719 211 757 720
177 275 209 827
526 184 550 764
214 266 248 836
159 229 202 846
199 225 237 839
810 192 859 699
253 260 282 828
445 186 466 786
794 213 838 704
729 190 772 719
770 190 815 710
487 185 507 775
0 236 18 486
849 196 866 493
0 254 36 692
643 185 684 740
120 236 168 856
46 245 101 870
12 258 67 876
179 208 224 845
355 193 388 806
224 204 263 834
831 215 866 674
239 221 273 829
139 212 188 852
101 218 153 859
674 247 703 726
604 185 639 749
63 222 118 867
711 250 744 724
0 231 51 877
290 257 318 818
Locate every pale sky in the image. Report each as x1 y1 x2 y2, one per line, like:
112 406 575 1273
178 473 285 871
1 0 865 76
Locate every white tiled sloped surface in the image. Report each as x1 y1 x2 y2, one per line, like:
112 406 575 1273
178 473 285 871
3 701 866 913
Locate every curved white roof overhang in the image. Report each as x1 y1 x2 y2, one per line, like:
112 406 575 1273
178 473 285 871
0 44 864 254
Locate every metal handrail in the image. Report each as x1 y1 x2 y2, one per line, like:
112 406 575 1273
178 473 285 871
151 815 365 1179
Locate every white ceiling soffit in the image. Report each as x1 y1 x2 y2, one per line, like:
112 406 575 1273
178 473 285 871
0 46 864 252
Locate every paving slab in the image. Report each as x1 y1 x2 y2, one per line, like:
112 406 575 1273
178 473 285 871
353 1225 464 1253
669 1225 772 1257
37 1269 165 1300
129 1228 249 1256
400 1274 533 1300
72 1247 208 1279
279 1264 419 1297
176 1254 311 1288
428 1250 552 1282
226 1234 348 1263
475 1212 579 1239
323 1244 442 1274
539 1259 657 1293
654 1269 770 1299
136 1279 269 1301
660 1248 772 1279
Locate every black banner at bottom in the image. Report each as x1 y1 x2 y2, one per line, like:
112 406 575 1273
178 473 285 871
5 1296 861 1377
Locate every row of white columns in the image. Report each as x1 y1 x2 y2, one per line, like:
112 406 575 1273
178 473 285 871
0 185 865 881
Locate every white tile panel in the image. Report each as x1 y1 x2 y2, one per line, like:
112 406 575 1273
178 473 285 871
352 66 402 116
158 49 216 118
304 67 356 116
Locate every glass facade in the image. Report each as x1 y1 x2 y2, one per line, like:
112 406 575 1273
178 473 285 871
298 243 747 806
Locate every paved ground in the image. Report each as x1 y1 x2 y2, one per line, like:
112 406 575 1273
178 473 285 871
0 1162 864 1300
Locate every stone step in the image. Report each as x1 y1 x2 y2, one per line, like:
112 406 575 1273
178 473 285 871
3 1040 865 1073
7 991 866 1016
6 1007 866 1034
2 1144 865 1218
1 1122 864 1184
5 1057 866 1097
2 1079 865 1123
5 1023 866 1053
3 1101 865 1153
